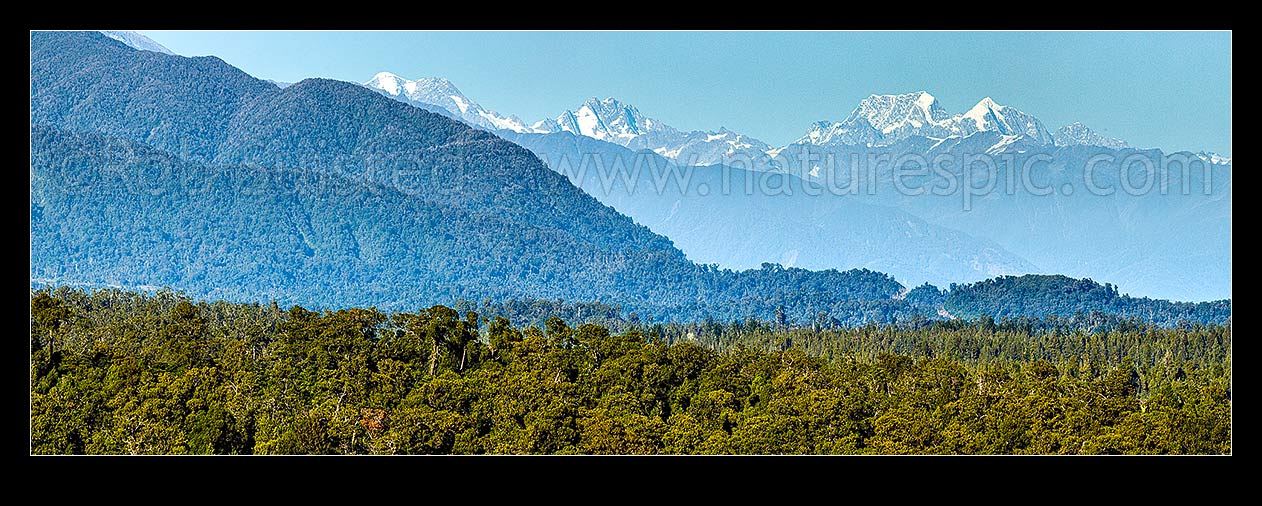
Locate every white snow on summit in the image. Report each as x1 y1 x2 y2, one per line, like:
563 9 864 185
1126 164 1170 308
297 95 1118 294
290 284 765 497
1196 151 1232 165
798 91 957 146
796 93 1055 149
364 72 537 133
365 77 775 166
957 97 1054 144
368 72 403 95
362 73 1223 172
100 31 174 55
536 97 656 143
1052 122 1129 149
530 97 773 166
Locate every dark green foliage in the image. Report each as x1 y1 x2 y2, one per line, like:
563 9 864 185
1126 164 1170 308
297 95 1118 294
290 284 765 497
31 287 1231 455
904 282 947 308
650 313 1231 377
946 275 1231 326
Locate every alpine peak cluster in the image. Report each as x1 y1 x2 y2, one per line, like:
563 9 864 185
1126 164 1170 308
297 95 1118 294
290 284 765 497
363 75 1178 165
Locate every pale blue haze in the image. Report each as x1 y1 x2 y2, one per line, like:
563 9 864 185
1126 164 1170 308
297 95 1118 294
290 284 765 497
143 31 1231 156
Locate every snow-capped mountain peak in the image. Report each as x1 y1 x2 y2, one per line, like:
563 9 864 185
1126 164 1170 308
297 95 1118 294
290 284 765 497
798 93 1055 148
100 31 174 55
956 97 1054 144
1052 122 1129 150
363 72 535 133
1197 151 1232 166
531 117 562 133
960 97 1015 133
961 97 1001 126
523 97 771 165
850 91 952 133
800 91 955 147
366 72 406 95
551 96 655 142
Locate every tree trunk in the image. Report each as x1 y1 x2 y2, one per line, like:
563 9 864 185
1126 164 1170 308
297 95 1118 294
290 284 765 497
459 346 467 372
429 340 439 376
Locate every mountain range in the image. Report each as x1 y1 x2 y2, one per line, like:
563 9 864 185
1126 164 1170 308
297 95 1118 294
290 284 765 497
365 73 1232 301
366 76 1213 165
31 31 928 324
28 31 1230 325
94 33 1229 168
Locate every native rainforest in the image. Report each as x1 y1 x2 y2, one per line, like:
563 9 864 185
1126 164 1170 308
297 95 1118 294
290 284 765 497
30 31 1230 454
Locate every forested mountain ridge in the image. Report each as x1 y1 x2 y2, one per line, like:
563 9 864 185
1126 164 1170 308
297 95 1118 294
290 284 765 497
944 275 1231 326
31 31 676 257
30 31 276 164
29 31 907 323
32 122 913 321
28 31 1229 326
214 78 679 256
447 274 1230 329
31 124 658 307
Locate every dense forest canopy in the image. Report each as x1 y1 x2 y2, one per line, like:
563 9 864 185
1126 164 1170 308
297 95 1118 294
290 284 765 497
31 288 1230 455
29 32 1232 456
945 275 1232 326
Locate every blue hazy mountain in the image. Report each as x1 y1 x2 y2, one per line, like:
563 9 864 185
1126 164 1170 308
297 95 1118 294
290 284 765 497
32 32 275 164
364 78 1230 302
30 31 915 324
28 31 1228 325
772 136 1231 302
496 129 1038 287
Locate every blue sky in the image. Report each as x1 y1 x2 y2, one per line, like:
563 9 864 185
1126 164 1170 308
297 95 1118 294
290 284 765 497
144 31 1232 156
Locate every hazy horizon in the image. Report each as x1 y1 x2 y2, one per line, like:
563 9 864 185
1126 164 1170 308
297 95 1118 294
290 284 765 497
139 30 1232 157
